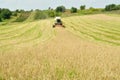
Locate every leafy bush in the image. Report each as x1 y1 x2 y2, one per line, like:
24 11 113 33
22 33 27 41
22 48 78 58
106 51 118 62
79 10 93 15
56 6 66 12
48 10 55 17
15 11 31 22
55 12 62 16
71 7 77 13
34 10 48 20
19 9 25 13
89 7 102 12
12 12 17 16
48 10 62 17
79 8 102 15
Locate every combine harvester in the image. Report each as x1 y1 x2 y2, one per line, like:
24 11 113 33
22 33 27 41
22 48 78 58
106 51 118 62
53 17 65 28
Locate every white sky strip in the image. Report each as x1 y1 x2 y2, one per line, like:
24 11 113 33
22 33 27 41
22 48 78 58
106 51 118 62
0 0 120 10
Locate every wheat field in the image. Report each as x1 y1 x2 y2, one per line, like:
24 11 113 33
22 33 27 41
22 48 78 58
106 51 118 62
0 14 120 80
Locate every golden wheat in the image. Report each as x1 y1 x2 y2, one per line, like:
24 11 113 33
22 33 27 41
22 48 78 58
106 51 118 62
0 14 120 80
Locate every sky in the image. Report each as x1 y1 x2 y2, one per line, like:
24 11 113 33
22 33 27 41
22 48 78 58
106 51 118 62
0 0 120 10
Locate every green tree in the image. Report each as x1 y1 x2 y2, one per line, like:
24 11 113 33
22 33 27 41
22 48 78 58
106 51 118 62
71 7 77 13
80 5 86 10
105 4 117 11
56 6 66 12
0 8 12 19
48 7 51 10
15 9 19 13
116 5 120 10
89 7 99 11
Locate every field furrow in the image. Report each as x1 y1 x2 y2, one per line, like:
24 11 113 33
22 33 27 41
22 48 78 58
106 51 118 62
0 14 120 80
0 20 55 48
63 15 120 45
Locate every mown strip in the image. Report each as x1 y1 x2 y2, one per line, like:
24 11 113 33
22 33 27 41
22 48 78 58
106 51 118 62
64 16 120 46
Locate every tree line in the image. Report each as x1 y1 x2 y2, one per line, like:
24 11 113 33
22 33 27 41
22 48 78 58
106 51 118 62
0 4 120 22
105 4 120 11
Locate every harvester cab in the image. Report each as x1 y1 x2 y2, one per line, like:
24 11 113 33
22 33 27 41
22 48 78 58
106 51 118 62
53 17 65 28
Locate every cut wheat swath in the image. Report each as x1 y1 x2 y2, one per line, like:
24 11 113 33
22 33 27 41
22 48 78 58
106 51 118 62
0 14 120 80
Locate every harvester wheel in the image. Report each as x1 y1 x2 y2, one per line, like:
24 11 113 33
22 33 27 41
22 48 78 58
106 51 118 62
53 25 55 28
62 25 65 28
